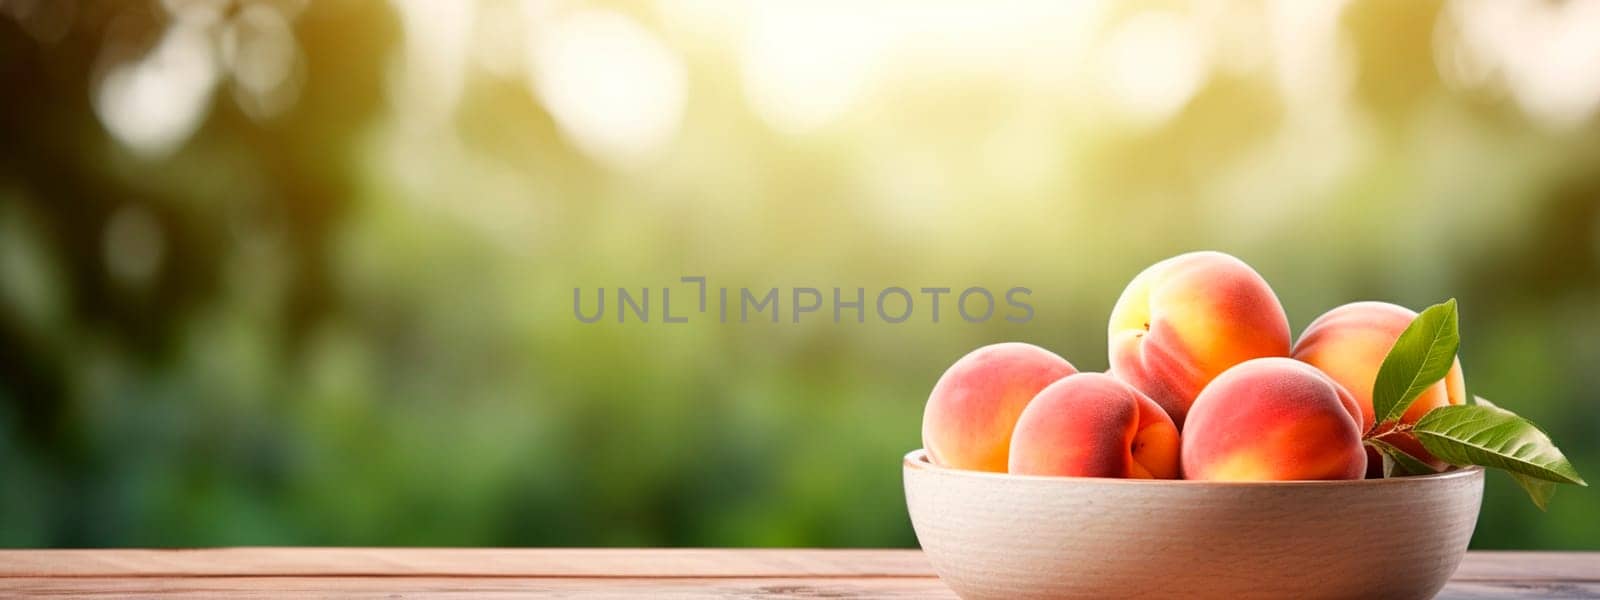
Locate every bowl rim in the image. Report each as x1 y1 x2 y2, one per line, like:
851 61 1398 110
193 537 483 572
905 449 1483 486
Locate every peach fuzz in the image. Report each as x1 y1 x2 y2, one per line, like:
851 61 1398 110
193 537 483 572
922 343 1078 472
1293 301 1466 469
1108 251 1291 427
1008 373 1181 479
1182 358 1367 481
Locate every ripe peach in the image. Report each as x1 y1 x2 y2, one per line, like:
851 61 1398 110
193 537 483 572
1108 251 1292 427
1008 373 1181 478
1293 301 1467 470
922 343 1078 472
1182 358 1367 481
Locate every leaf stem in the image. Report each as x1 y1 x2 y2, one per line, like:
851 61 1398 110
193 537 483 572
1364 421 1414 440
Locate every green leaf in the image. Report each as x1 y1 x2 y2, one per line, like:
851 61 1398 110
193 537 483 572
1365 438 1436 477
1413 403 1586 486
1509 472 1557 511
1371 299 1460 430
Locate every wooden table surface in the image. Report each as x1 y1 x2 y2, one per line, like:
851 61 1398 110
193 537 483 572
0 549 1594 598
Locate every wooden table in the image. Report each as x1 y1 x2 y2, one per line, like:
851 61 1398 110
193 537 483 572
0 549 1594 598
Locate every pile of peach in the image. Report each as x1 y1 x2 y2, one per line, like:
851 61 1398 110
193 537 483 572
922 251 1465 481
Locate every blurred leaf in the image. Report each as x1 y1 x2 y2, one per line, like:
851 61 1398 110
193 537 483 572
1509 472 1557 511
1371 299 1459 430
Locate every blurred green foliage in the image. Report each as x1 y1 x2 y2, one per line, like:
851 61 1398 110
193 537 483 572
1 0 1598 549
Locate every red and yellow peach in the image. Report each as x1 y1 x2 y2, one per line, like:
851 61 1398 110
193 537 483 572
922 343 1078 472
1008 373 1181 479
1108 251 1292 427
1293 301 1467 470
1182 357 1367 481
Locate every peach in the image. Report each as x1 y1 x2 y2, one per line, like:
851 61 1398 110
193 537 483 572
1108 251 1292 427
922 343 1078 472
1293 301 1467 470
1008 373 1181 478
1182 358 1367 481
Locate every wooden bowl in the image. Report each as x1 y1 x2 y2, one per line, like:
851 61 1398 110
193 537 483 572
903 449 1483 600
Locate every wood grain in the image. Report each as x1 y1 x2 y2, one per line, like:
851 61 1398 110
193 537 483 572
1452 552 1600 581
0 548 933 578
0 549 1594 599
0 576 960 599
3 576 1600 599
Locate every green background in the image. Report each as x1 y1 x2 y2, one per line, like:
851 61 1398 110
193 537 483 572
2 0 1597 548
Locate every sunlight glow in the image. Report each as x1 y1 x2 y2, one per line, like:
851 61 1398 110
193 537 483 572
1098 12 1211 126
527 8 687 168
1446 0 1600 129
221 4 303 120
93 22 218 159
740 5 880 135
